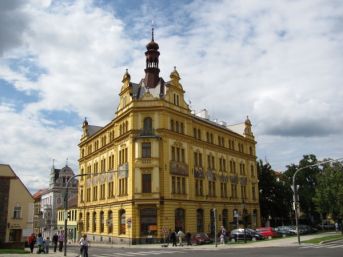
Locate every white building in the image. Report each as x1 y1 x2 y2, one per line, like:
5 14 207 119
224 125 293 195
40 164 78 238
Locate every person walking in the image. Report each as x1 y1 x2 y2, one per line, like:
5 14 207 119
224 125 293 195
170 230 177 247
28 233 36 253
52 233 58 252
58 231 64 252
185 232 192 245
36 233 44 254
79 234 89 257
177 229 185 246
45 236 50 253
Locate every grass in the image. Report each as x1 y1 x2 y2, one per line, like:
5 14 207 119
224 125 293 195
302 234 343 244
0 248 30 254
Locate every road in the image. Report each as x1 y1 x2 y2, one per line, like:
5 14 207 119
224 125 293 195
65 241 343 257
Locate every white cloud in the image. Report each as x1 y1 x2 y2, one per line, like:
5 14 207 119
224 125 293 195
1 0 343 192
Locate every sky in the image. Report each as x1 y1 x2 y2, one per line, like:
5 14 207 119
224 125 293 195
1 0 342 193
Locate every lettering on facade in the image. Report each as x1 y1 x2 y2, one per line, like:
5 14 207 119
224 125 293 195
170 161 189 176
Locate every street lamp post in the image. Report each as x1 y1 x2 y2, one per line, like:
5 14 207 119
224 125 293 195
292 158 343 245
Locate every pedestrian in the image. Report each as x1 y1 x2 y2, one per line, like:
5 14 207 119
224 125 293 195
36 233 44 254
52 233 58 252
170 230 177 247
335 222 339 232
28 233 36 253
45 236 50 253
220 226 226 244
177 229 185 246
79 234 89 257
185 232 192 245
58 231 64 252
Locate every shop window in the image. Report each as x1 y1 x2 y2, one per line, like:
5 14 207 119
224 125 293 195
100 211 104 233
175 208 185 232
196 209 204 232
108 211 113 233
140 208 157 236
92 212 97 232
119 209 126 234
222 209 228 229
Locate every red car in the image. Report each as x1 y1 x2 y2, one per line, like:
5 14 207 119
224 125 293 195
255 227 280 239
191 233 213 245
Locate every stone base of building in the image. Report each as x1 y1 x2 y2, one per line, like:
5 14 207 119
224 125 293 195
86 234 162 245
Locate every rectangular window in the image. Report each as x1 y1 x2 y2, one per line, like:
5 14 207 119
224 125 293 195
142 174 152 193
172 176 176 193
93 186 98 201
142 143 151 158
171 146 175 161
13 206 21 219
252 185 256 200
108 181 114 198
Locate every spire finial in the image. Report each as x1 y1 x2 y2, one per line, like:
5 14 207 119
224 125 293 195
151 20 154 41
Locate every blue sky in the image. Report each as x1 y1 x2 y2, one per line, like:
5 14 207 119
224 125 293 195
1 0 343 192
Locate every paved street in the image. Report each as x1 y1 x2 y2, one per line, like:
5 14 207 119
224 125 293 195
1 233 342 257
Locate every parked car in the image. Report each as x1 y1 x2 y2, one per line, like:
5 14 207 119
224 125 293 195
275 226 296 236
255 227 280 239
191 232 213 245
229 228 264 242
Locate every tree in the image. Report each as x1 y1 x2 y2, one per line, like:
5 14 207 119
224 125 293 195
258 160 293 226
313 160 343 222
284 154 321 224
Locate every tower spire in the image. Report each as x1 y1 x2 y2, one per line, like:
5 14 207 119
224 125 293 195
144 24 160 88
151 20 154 41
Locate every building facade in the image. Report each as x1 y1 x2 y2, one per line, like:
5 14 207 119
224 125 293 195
32 189 48 235
0 164 34 245
40 164 78 239
78 32 260 243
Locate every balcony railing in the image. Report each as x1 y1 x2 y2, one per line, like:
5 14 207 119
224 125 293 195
170 161 189 176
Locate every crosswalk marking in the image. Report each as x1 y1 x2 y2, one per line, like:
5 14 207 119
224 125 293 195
300 243 343 249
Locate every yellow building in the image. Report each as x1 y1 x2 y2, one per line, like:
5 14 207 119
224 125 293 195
57 205 79 242
78 31 260 244
0 164 34 246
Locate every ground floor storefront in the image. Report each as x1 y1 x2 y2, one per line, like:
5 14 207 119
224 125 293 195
79 200 260 244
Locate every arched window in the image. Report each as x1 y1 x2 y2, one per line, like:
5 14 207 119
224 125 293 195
108 211 113 234
86 212 90 232
196 209 204 232
100 211 104 233
92 212 97 232
143 117 153 131
175 208 185 232
119 209 126 234
222 209 228 229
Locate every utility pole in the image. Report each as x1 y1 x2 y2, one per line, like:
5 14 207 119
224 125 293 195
213 208 217 247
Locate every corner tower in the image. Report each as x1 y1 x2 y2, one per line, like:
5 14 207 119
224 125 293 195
144 27 160 88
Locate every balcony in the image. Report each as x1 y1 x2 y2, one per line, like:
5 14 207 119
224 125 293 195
136 128 160 138
118 163 129 178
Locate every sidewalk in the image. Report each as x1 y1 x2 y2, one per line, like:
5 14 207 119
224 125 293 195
0 232 337 257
